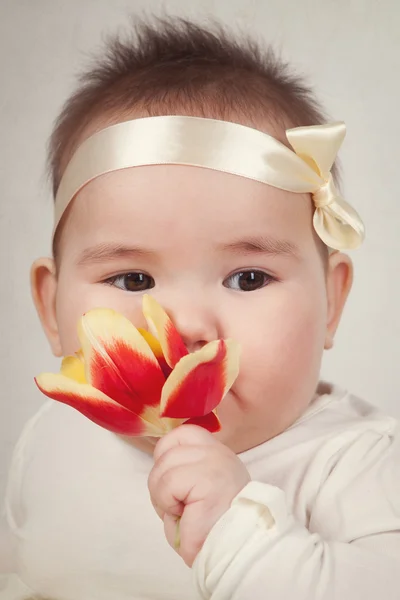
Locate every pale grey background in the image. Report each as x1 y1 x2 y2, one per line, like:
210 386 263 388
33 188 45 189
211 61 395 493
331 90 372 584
1 0 399 503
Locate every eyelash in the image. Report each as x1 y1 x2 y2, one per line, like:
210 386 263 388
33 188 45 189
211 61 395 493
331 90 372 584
103 270 276 293
103 272 155 293
225 270 276 291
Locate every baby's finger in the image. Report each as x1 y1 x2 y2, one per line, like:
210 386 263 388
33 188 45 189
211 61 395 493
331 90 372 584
153 424 217 462
151 494 183 522
149 463 197 517
164 503 210 567
148 446 204 517
150 444 206 490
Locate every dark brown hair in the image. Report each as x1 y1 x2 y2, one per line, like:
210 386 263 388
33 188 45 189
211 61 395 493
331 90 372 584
48 15 333 200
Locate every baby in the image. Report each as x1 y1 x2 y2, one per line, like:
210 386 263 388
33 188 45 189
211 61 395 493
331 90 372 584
1 16 399 600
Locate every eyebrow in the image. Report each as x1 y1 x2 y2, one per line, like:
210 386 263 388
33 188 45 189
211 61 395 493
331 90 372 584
76 235 299 267
76 243 157 266
217 235 299 258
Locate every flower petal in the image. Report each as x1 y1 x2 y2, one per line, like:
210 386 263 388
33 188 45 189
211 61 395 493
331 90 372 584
160 339 240 418
78 308 165 413
35 373 164 436
60 355 87 383
138 328 172 378
184 412 221 433
142 294 188 368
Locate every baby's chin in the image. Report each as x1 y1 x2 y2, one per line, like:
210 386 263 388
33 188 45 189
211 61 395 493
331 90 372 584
208 390 264 453
212 409 269 454
213 393 307 454
214 417 288 454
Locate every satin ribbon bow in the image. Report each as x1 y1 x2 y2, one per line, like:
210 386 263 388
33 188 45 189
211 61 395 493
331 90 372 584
286 122 365 250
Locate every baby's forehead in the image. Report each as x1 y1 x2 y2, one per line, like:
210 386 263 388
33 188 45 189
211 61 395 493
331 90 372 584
60 162 314 261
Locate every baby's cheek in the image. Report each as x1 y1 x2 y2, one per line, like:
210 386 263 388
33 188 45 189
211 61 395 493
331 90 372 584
235 298 325 413
55 276 147 355
56 284 88 354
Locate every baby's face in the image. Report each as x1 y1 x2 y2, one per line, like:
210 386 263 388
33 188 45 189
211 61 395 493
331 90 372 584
37 156 348 452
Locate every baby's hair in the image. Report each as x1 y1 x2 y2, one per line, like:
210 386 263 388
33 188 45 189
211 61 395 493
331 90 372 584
49 15 334 262
49 15 333 197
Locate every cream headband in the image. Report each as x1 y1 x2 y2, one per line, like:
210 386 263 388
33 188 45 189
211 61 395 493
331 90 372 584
54 115 365 250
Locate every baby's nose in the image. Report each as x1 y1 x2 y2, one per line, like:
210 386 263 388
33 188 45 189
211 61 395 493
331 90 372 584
164 300 220 353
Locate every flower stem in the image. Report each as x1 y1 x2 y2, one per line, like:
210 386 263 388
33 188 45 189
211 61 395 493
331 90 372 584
174 516 181 550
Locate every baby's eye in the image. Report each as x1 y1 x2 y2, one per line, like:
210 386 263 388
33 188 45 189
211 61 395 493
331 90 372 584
223 270 274 292
104 272 155 292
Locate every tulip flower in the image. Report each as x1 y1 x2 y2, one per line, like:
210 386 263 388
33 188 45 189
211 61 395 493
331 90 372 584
35 295 240 437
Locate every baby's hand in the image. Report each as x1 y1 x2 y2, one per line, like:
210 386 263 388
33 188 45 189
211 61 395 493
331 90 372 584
148 425 250 566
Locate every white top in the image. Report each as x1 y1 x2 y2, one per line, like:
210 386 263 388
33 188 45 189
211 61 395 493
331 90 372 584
1 383 400 600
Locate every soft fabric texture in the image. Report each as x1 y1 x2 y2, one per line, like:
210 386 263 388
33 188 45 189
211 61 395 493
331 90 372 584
1 383 399 599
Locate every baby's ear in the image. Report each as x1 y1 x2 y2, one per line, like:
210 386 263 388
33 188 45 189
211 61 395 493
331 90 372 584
324 252 353 350
31 258 62 357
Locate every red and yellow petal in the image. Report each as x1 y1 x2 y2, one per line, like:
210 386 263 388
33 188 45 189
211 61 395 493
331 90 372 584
35 373 164 436
78 308 165 413
138 328 171 378
160 339 240 419
60 355 87 384
142 294 188 368
184 411 221 433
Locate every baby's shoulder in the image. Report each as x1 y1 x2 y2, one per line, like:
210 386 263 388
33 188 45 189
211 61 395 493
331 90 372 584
305 388 400 539
301 383 398 440
301 385 400 487
270 384 400 479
